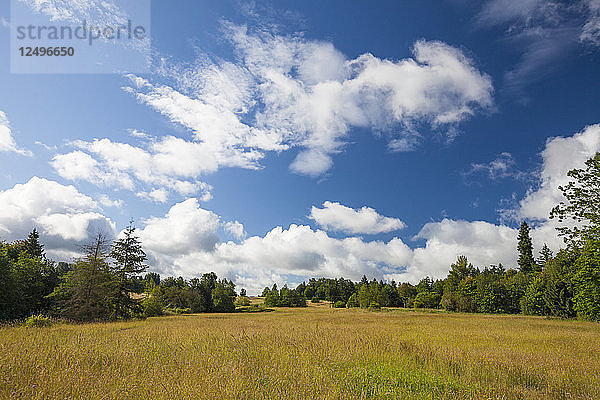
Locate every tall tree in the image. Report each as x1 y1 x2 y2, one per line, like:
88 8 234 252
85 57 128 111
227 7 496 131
517 222 535 273
550 152 600 245
110 222 148 319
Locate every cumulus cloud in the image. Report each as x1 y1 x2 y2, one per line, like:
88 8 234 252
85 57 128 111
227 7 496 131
401 124 600 282
517 124 600 221
123 22 492 178
136 198 412 294
0 177 115 259
51 136 213 202
0 111 32 156
309 201 405 234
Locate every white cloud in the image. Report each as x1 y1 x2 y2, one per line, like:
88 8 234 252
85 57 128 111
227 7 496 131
97 194 123 208
467 152 526 180
309 201 405 234
0 177 115 258
51 136 213 202
0 111 32 156
0 17 9 28
224 221 246 240
20 0 128 25
136 198 412 294
124 22 492 178
517 124 600 221
581 0 600 45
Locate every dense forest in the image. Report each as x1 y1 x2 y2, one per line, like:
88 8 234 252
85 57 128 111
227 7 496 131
1 153 600 323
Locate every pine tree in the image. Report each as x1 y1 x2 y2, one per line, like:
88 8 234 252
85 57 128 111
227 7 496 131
23 228 44 259
517 222 535 273
537 243 553 270
109 222 148 319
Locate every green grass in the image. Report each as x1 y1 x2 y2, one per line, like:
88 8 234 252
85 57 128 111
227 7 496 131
1 307 599 399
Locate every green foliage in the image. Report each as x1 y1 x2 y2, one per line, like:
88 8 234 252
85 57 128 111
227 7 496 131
413 292 440 309
573 238 600 321
550 152 600 245
311 298 321 303
517 222 536 273
521 273 547 315
544 249 578 318
235 296 251 307
24 314 53 327
334 300 346 308
346 293 359 308
142 294 163 317
212 279 236 313
368 301 381 310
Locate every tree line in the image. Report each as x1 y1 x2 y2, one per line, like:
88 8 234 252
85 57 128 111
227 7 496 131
0 224 239 322
2 153 600 322
267 153 600 321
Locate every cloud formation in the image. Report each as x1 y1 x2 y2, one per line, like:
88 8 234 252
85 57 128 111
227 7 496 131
0 177 115 260
309 201 405 234
51 137 213 203
138 200 413 294
466 152 526 180
0 111 32 156
122 23 492 177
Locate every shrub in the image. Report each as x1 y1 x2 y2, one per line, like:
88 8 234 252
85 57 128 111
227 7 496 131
25 314 53 327
311 298 321 303
235 296 252 307
163 307 192 315
142 295 163 317
346 293 359 308
368 302 381 310
334 301 346 308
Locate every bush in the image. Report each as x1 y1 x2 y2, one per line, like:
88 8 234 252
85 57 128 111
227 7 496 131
142 295 163 317
163 307 192 315
334 301 346 308
311 298 321 303
25 314 53 327
346 293 359 308
368 302 381 310
235 296 252 307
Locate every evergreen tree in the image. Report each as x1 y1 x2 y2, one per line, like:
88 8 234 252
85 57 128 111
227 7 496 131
49 234 114 322
110 222 148 318
23 228 44 259
517 222 535 273
537 243 553 271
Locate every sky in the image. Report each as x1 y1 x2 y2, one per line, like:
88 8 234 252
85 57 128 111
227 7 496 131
0 0 599 294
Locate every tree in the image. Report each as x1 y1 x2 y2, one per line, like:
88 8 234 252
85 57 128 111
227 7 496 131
550 152 600 245
23 228 44 259
517 222 535 273
109 222 148 319
572 237 600 321
49 234 115 322
537 244 553 270
240 288 247 297
212 279 236 312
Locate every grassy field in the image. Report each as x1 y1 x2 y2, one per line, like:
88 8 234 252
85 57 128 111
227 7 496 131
1 305 599 400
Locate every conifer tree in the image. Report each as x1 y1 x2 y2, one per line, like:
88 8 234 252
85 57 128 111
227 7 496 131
517 222 535 273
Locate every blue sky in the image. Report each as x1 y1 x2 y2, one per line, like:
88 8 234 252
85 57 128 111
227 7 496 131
1 0 599 293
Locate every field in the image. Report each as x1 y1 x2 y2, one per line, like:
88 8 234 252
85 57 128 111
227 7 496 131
1 305 599 399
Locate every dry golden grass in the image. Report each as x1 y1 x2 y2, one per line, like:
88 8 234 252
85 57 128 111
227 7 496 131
1 307 599 399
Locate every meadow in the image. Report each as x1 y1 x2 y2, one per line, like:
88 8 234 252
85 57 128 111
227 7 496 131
1 304 599 400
